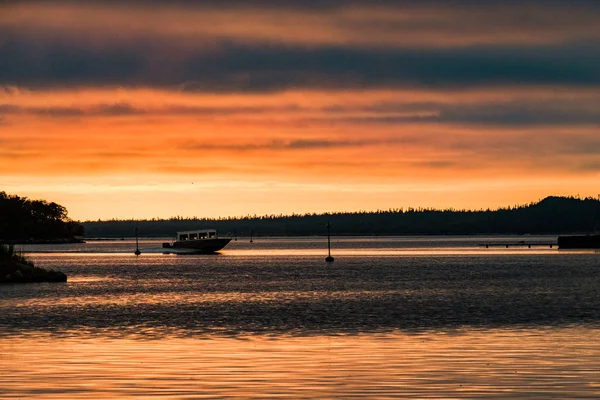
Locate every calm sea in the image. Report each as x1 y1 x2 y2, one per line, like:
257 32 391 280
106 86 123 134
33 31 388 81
1 236 599 398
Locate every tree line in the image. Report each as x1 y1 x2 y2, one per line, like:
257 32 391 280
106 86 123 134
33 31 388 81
0 192 84 243
82 196 600 238
2 192 598 240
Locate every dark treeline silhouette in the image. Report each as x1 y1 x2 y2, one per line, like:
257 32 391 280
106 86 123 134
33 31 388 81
0 192 84 243
83 196 600 238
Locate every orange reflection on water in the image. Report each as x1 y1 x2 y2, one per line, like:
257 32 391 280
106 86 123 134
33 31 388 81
1 327 599 398
224 247 562 257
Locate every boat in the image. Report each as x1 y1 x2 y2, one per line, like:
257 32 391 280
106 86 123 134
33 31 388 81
557 234 600 249
162 229 232 253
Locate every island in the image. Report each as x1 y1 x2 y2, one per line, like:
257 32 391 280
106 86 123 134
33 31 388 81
0 192 79 283
0 191 84 245
0 244 67 283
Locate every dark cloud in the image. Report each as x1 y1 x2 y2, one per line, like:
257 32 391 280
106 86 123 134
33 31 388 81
280 100 600 127
182 138 372 151
1 28 600 91
3 0 600 91
343 100 600 126
3 97 600 128
285 139 354 149
0 103 302 118
0 104 86 117
180 134 600 160
0 33 147 87
0 105 19 113
431 103 600 126
197 42 600 90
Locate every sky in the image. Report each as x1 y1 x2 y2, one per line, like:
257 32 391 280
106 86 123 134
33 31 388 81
1 0 599 221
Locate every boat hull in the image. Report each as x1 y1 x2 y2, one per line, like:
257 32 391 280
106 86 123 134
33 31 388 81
557 235 600 249
171 238 232 253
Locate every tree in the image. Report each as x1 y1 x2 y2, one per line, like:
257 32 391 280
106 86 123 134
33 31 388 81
0 192 84 242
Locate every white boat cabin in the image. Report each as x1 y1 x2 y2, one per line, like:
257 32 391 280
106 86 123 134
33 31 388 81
176 229 218 241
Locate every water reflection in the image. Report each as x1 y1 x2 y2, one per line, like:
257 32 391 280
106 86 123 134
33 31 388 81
2 249 600 336
1 329 599 399
2 237 599 398
21 235 577 256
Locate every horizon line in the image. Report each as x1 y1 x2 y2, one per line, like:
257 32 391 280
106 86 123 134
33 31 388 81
80 194 600 223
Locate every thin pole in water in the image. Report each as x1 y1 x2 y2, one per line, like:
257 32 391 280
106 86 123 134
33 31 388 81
134 226 141 256
325 222 334 262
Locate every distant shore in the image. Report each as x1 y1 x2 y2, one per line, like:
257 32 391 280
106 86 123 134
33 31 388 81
81 196 600 238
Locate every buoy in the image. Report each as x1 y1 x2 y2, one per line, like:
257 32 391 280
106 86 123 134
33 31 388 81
325 222 334 262
134 226 141 256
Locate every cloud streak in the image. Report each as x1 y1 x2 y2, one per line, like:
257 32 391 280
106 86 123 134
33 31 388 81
2 34 600 91
3 93 600 127
3 1 600 48
2 2 600 91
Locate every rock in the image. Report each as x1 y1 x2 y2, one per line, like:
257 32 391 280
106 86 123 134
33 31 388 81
1 262 67 284
5 270 24 282
48 270 68 282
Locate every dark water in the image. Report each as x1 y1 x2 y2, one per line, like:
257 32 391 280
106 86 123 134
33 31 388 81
1 237 599 398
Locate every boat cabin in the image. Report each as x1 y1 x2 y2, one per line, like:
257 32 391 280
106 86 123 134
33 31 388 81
176 229 218 242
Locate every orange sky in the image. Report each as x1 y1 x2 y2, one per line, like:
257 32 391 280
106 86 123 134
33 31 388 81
1 1 599 220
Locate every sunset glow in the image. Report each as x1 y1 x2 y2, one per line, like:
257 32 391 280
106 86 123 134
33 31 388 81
1 1 599 220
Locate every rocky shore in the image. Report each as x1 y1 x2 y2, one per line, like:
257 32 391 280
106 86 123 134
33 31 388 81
0 261 68 283
0 245 67 284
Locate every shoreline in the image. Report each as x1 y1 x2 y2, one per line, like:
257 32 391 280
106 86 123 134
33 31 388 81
0 261 68 284
0 245 68 284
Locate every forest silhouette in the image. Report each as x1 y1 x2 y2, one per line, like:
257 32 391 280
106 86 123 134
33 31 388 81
82 196 600 238
2 192 599 241
0 192 84 243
